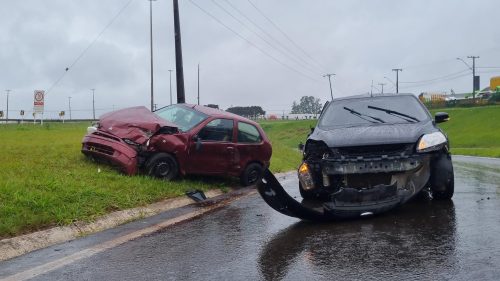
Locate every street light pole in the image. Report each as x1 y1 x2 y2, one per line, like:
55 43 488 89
68 97 72 120
148 0 157 111
197 63 200 105
5 90 10 123
323 73 335 100
91 88 95 120
468 55 480 102
168 69 173 105
392 68 402 93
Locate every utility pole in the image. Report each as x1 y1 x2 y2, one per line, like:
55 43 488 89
168 69 173 105
91 88 95 120
370 80 374 97
148 0 157 111
68 97 72 120
173 0 185 103
467 55 480 102
5 90 10 123
392 68 402 93
378 83 386 94
323 73 335 100
197 63 200 105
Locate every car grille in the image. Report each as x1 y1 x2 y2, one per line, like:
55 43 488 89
93 131 121 142
332 143 413 158
85 143 114 155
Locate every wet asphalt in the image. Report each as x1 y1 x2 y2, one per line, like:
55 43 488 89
2 155 500 280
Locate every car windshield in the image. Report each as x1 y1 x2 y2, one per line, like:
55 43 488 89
319 95 430 128
155 105 208 132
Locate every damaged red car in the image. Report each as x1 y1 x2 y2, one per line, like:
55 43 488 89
81 104 272 186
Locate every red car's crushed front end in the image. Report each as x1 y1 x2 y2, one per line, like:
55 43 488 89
81 130 139 175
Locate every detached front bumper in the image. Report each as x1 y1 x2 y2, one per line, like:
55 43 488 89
258 155 431 221
81 132 138 175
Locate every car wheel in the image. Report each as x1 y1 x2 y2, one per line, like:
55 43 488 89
146 153 178 180
299 182 316 200
240 163 263 186
432 173 454 200
430 153 454 200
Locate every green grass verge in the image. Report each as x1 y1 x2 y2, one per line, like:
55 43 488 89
430 105 500 157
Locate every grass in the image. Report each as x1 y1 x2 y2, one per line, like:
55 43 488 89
259 120 316 172
0 105 498 238
430 105 500 157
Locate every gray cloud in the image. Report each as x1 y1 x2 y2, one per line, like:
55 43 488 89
1 0 499 119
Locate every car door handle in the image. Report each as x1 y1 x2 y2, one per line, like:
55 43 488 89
227 147 235 152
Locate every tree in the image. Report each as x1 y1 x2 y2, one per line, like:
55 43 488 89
226 106 266 118
291 96 322 115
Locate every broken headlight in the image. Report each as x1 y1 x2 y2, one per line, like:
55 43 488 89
417 132 446 153
298 162 315 191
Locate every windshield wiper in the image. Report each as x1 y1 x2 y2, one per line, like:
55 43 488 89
367 105 420 122
343 107 385 124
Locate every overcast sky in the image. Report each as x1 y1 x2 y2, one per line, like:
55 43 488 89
1 0 499 119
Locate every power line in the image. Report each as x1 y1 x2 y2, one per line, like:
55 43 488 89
246 0 326 72
210 0 319 76
400 72 470 89
45 0 134 96
219 0 323 74
400 69 470 84
187 0 320 82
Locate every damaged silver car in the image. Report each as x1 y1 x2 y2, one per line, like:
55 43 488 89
258 93 454 221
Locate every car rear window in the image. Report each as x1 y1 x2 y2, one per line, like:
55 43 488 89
319 95 430 128
237 122 262 143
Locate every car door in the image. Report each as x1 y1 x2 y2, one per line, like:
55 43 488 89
233 121 264 170
187 118 236 175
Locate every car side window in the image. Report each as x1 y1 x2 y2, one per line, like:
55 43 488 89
237 122 262 143
198 119 234 142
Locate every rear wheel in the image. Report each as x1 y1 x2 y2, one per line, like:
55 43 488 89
240 163 263 186
146 153 178 180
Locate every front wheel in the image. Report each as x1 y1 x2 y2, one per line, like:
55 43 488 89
146 153 178 180
430 153 454 200
240 163 263 186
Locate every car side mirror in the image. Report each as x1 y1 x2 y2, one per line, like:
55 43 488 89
298 142 304 151
435 112 449 123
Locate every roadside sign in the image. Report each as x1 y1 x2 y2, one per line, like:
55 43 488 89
0 111 3 118
33 90 45 114
59 111 65 116
20 110 25 116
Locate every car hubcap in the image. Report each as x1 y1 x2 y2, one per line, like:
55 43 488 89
248 169 259 184
156 161 170 177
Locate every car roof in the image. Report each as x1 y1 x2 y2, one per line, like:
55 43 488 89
332 93 417 102
181 104 260 126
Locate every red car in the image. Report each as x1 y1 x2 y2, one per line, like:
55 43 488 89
81 104 272 186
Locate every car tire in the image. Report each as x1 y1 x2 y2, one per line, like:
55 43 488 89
299 182 316 200
432 174 454 200
146 153 178 180
240 163 263 186
430 153 454 200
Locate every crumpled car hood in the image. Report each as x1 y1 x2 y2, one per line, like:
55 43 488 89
98 106 178 144
310 121 437 147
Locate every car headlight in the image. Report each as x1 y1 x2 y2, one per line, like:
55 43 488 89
417 132 447 153
298 162 315 191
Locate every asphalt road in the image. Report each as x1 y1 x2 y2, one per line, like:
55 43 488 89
1 155 500 280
